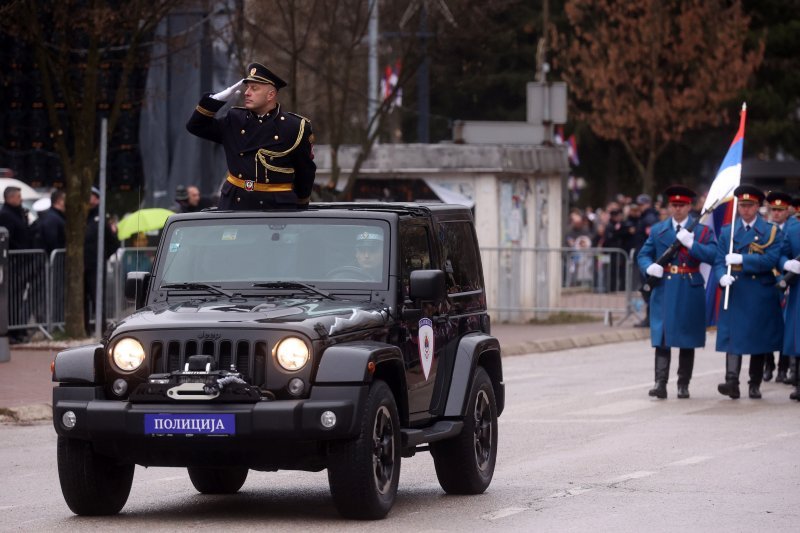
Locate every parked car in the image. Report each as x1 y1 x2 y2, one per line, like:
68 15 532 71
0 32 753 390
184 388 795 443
51 202 504 519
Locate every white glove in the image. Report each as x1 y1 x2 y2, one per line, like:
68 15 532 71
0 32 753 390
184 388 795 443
676 228 694 249
646 263 664 278
211 79 244 101
719 274 735 287
784 259 800 274
725 253 743 266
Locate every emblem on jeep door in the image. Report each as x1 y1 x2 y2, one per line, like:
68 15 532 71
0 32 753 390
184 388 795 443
418 318 434 380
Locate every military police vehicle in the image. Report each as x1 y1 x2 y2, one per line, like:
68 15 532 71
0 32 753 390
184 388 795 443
52 203 504 519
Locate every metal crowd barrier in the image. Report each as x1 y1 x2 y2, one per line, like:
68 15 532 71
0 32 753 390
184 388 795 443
6 246 644 334
7 249 51 338
480 246 642 324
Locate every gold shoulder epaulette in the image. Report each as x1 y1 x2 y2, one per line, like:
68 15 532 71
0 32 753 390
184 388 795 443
286 111 311 123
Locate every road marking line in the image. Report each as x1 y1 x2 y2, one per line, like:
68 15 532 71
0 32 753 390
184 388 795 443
504 372 546 383
596 370 720 395
548 487 593 498
482 507 528 520
607 471 656 483
500 418 635 424
571 399 653 416
668 455 713 467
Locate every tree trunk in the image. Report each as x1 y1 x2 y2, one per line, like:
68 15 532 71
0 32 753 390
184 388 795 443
63 168 90 338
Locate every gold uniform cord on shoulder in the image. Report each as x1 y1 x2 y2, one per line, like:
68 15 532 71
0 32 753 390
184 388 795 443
254 119 306 178
748 225 777 255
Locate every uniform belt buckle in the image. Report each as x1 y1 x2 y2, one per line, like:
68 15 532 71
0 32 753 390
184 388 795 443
244 180 254 191
669 265 679 274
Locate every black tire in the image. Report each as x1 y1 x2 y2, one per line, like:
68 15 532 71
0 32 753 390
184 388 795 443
327 379 401 520
187 467 248 494
431 366 498 494
57 436 134 515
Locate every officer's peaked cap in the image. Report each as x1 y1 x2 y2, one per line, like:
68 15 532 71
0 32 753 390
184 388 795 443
243 62 287 89
733 184 764 204
663 184 696 205
766 190 791 209
356 231 383 247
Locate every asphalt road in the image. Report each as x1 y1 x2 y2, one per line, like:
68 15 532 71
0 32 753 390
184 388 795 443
2 336 799 532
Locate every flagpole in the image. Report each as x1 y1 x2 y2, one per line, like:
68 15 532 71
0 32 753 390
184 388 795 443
723 195 738 310
722 102 747 310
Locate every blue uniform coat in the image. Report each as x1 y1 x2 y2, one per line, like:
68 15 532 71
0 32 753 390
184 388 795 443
638 218 716 348
780 216 800 355
714 216 783 355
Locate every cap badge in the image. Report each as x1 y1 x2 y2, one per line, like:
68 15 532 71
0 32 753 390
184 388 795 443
250 67 257 76
245 180 254 191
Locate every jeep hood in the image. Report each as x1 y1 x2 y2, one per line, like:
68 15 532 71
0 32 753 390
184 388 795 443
111 298 390 338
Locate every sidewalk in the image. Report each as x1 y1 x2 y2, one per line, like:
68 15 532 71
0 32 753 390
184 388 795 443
0 321 649 422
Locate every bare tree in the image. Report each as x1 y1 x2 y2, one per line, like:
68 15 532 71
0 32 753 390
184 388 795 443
1 0 179 337
556 0 763 193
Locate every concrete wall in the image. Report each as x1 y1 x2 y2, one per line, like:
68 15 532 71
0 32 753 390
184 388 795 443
314 143 569 322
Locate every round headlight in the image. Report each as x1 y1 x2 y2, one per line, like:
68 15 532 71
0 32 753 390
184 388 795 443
111 337 146 372
275 337 309 371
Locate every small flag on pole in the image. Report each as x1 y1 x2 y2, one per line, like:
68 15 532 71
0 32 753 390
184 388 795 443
704 103 747 326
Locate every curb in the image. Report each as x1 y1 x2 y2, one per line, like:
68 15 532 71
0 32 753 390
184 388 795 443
3 329 655 424
501 328 651 356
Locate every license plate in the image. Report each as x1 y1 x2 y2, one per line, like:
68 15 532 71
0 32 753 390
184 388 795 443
144 414 235 435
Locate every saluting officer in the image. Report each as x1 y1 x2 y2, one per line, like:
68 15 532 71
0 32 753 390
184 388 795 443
186 62 316 210
637 185 717 399
715 185 784 400
763 191 797 383
779 192 800 401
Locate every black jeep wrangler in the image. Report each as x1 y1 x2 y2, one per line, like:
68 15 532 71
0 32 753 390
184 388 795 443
52 203 504 519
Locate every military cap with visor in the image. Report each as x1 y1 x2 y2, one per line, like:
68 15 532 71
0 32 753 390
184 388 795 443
766 190 792 210
733 184 764 204
663 184 696 205
243 62 287 89
356 231 383 247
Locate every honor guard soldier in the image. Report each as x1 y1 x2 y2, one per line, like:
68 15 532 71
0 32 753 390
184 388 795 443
779 192 800 400
637 185 716 399
764 191 797 383
186 62 316 210
715 185 784 400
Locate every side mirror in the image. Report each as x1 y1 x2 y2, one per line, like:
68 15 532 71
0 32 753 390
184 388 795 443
409 269 446 302
125 271 150 310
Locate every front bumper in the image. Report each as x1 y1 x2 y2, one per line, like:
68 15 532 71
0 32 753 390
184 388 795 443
52 384 367 441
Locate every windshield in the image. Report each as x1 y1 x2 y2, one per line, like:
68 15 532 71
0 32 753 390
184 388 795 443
155 218 389 289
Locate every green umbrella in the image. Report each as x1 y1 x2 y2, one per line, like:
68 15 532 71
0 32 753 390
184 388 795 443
117 208 174 241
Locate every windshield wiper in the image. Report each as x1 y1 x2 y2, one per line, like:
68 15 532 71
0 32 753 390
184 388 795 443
252 281 334 300
159 282 233 297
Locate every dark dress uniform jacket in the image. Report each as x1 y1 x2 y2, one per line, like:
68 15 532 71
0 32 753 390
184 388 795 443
637 217 716 348
714 216 784 355
186 95 316 210
780 216 800 355
0 203 32 250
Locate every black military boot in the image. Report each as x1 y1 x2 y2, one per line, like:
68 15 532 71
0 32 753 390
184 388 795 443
648 348 670 399
763 353 775 382
789 358 800 401
717 354 742 399
748 354 765 399
676 348 694 399
775 354 788 383
784 356 795 386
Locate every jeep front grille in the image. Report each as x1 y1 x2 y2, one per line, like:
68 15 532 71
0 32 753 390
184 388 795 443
149 338 268 387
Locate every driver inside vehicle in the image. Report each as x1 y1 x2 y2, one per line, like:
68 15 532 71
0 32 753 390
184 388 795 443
354 231 384 280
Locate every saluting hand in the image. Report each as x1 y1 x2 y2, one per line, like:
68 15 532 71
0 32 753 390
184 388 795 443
725 253 743 266
212 79 244 101
646 263 664 278
784 259 800 274
719 274 735 287
676 228 694 249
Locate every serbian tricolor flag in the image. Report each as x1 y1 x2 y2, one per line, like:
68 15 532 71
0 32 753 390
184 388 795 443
703 103 747 326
